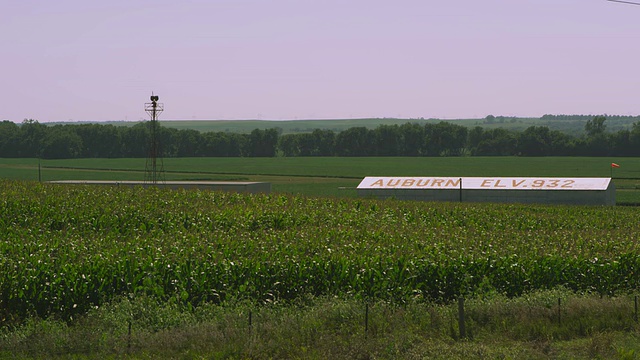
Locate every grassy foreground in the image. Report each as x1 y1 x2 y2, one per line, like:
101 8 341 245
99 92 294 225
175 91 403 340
3 291 640 359
1 179 640 358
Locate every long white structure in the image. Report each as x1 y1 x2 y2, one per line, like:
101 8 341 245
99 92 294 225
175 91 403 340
48 180 271 194
357 177 615 205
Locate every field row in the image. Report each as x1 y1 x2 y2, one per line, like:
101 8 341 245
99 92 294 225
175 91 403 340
2 180 640 323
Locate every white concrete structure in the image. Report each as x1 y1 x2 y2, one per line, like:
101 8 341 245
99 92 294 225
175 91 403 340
48 180 271 194
357 177 615 205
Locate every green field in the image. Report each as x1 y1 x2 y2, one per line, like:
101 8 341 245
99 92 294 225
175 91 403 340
2 178 640 358
85 116 637 135
101 118 525 134
2 157 640 358
2 157 640 203
4 180 640 310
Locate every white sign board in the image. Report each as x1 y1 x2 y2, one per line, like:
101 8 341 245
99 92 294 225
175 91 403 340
357 177 611 191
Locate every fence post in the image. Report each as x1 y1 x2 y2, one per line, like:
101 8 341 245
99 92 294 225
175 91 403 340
557 298 561 325
365 302 369 337
458 296 466 339
635 296 638 322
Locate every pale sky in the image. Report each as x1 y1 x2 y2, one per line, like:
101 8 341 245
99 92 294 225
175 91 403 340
2 0 639 122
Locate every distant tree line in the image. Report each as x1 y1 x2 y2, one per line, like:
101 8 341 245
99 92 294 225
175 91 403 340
0 121 279 159
1 116 640 159
541 114 640 121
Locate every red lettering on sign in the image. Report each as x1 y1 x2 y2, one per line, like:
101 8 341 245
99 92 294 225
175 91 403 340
387 179 401 187
481 179 493 187
446 179 461 187
402 179 415 186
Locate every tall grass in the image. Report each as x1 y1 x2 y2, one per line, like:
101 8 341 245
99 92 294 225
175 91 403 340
2 291 639 359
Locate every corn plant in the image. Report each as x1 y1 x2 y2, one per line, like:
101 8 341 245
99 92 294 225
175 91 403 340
1 179 639 323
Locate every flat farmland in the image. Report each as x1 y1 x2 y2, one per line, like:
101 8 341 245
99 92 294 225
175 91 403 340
93 116 635 134
3 157 640 358
2 157 639 203
2 177 640 358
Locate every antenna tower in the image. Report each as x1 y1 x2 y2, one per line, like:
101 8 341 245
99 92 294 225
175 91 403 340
144 94 165 184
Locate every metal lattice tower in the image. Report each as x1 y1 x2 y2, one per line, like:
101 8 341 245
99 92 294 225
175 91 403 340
144 94 165 185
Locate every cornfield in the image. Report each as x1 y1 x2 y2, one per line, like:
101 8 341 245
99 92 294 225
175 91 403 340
1 180 639 323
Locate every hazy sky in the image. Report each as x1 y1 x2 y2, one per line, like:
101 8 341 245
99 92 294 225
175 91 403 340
2 0 639 122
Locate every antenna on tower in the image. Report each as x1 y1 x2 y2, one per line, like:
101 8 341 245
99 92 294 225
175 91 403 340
144 93 165 185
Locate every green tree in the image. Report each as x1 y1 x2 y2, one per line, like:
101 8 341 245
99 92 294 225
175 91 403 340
0 121 20 157
585 115 607 137
120 123 148 157
485 115 496 124
467 126 484 155
75 124 122 158
175 129 204 157
248 128 279 157
297 133 316 156
312 129 335 156
424 122 468 156
374 124 400 156
398 123 424 156
18 119 47 157
277 133 300 157
610 130 632 156
229 133 249 156
475 128 517 156
517 126 551 156
630 122 640 156
41 125 83 159
581 116 610 156
335 127 373 156
548 130 575 156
